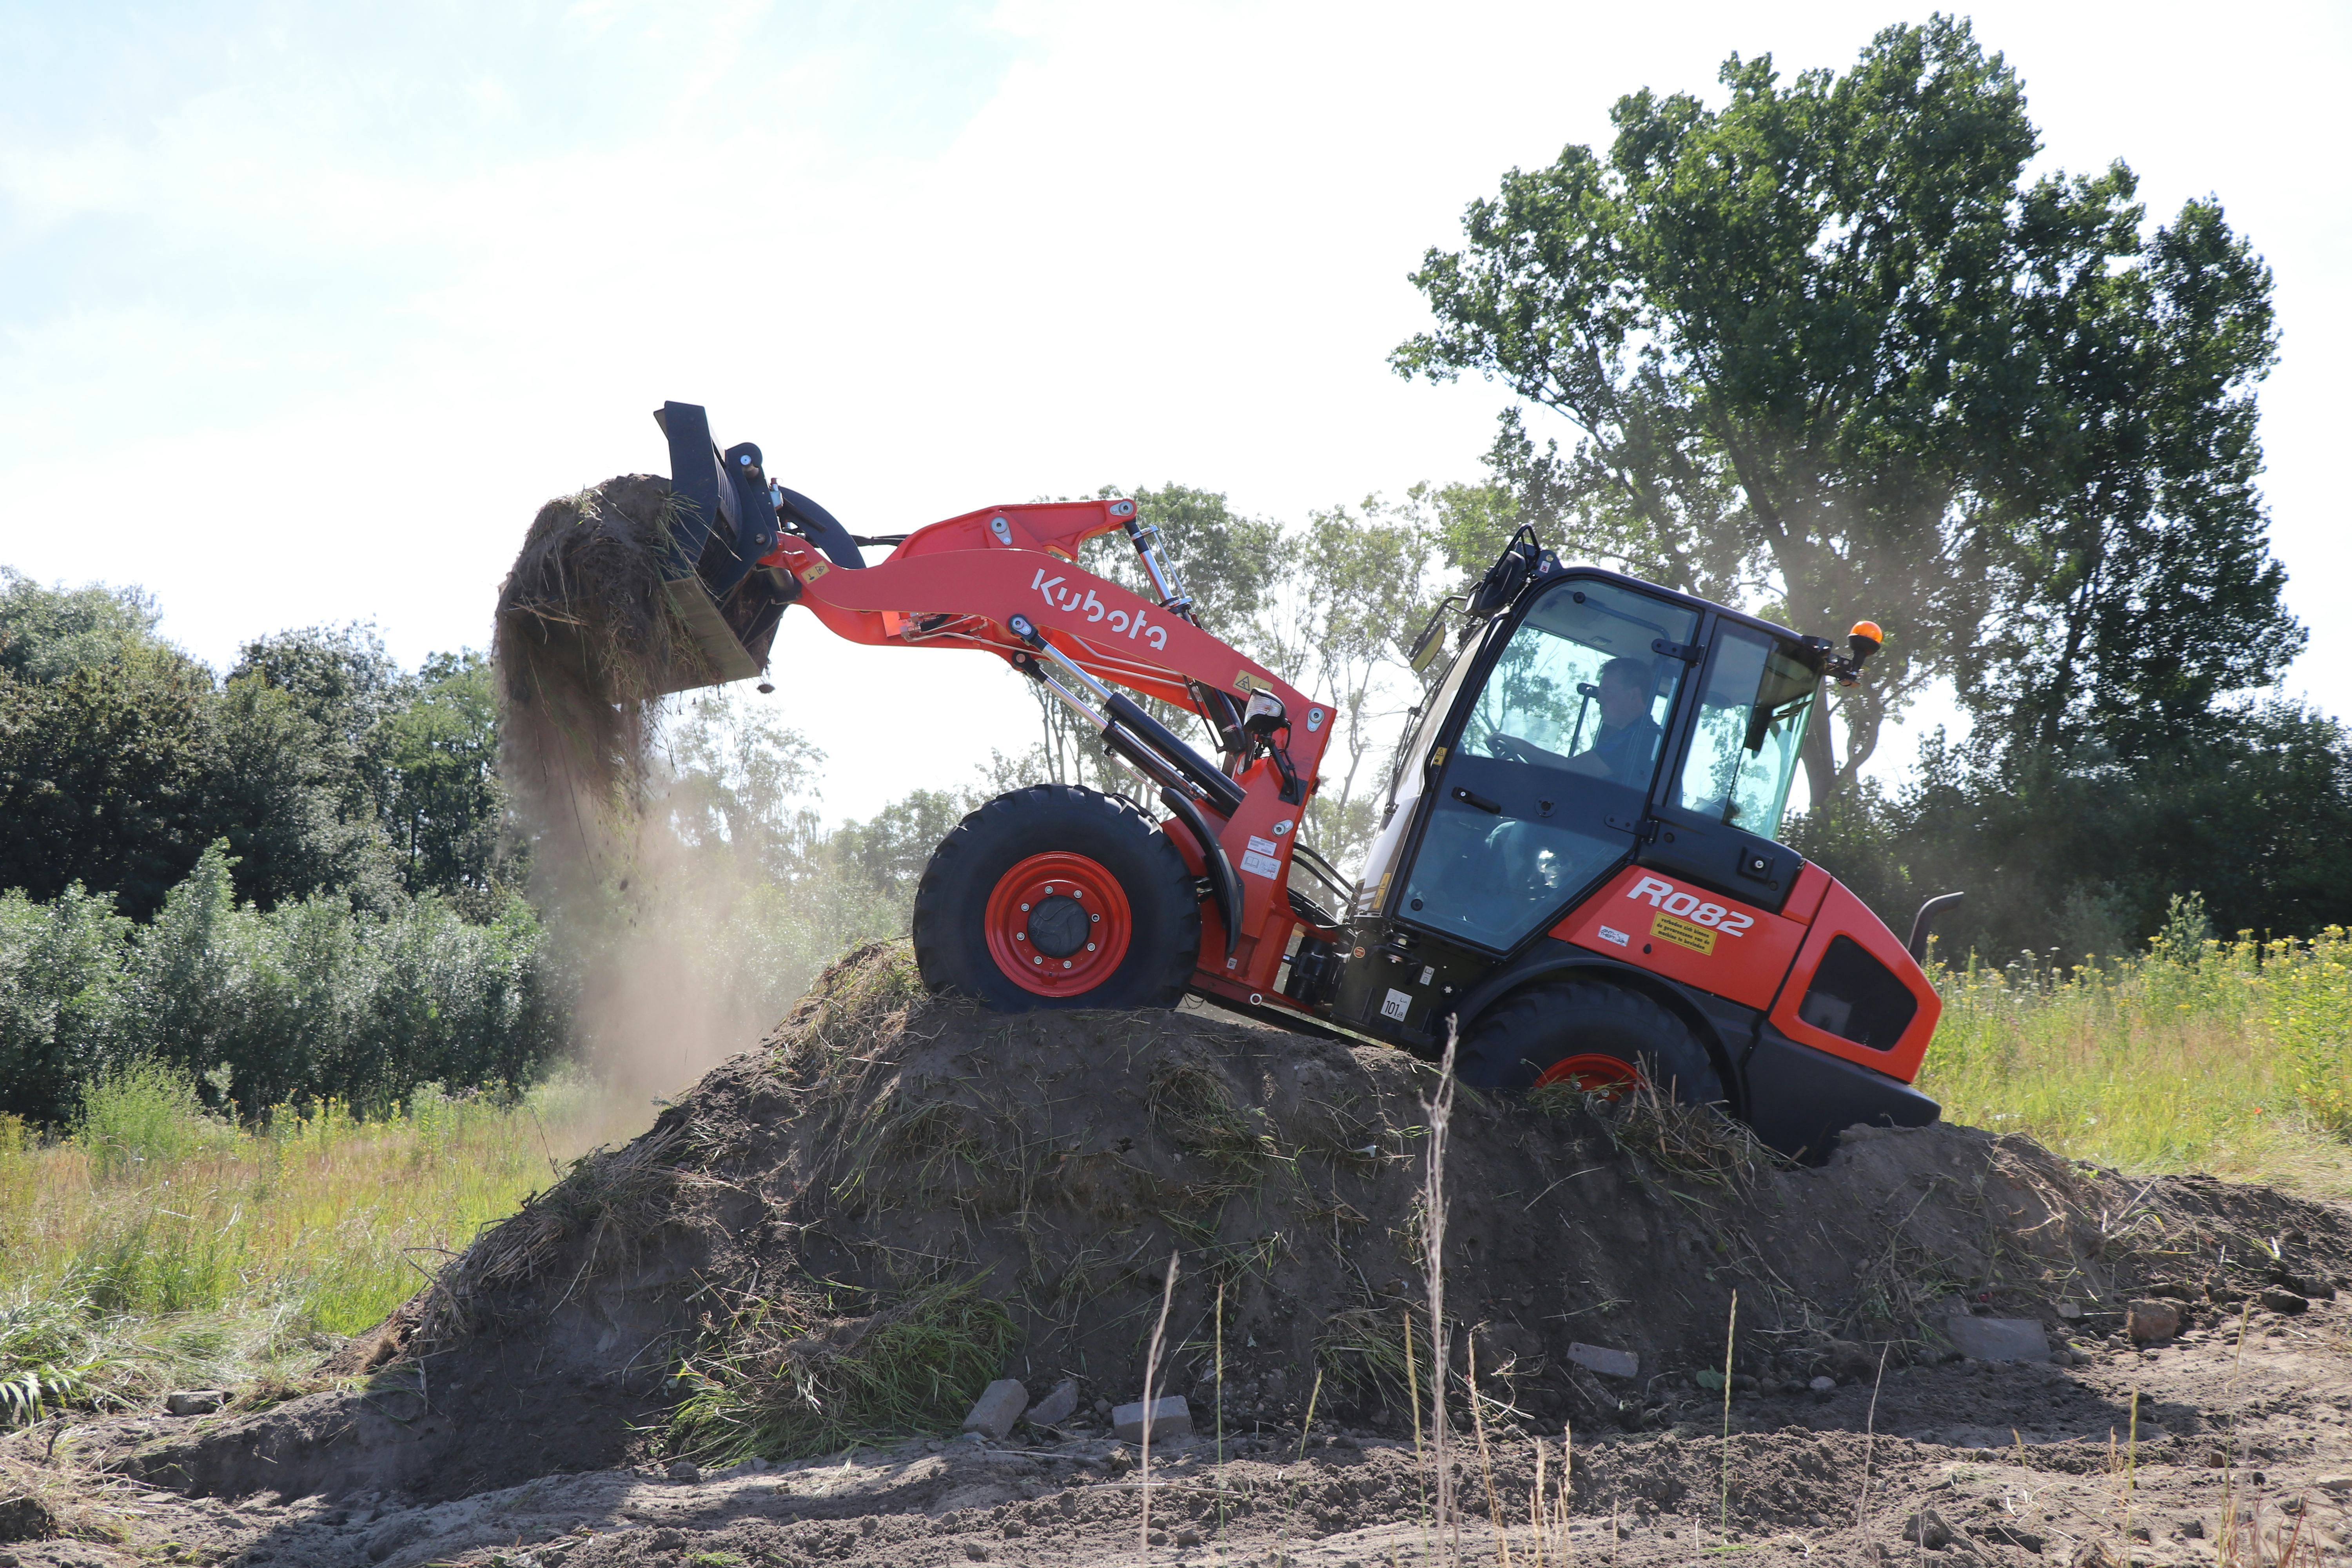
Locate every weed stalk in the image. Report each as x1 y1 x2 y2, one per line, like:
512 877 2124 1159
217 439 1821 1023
1716 1288 1737 1550
1274 1367 1326 1568
1421 1019 1460 1553
1855 1343 1889 1552
1139 1249 1179 1556
1467 1336 1509 1567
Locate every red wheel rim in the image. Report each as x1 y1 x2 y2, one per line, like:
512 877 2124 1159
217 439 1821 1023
982 852 1134 998
1535 1052 1642 1097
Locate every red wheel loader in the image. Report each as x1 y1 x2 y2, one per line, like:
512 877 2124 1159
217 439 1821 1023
629 403 1959 1161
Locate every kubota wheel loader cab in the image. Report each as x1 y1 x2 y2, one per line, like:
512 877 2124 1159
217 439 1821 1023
1328 556 1943 1162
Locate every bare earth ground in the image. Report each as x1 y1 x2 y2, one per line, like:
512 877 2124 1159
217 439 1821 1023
7 946 2351 1566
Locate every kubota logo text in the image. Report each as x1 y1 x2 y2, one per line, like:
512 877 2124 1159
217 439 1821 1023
1031 569 1170 650
1626 876 1753 936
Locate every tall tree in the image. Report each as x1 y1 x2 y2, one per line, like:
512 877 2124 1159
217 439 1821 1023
1969 196 2299 759
1395 16 2294 800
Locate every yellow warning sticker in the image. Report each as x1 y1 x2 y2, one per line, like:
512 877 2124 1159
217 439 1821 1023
800 561 830 584
1651 911 1717 955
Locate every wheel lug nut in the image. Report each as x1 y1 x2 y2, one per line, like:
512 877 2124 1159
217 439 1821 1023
1062 960 1072 968
1090 913 1100 922
1021 903 1030 911
1033 956 1043 965
1086 942 1096 951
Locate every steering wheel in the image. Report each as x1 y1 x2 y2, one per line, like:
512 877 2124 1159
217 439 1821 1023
1483 728 1532 763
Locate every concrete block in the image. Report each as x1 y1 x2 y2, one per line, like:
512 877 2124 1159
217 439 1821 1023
962 1379 1029 1440
1941 1314 2049 1363
1025 1378 1080 1429
1566 1342 1638 1379
1112 1395 1192 1443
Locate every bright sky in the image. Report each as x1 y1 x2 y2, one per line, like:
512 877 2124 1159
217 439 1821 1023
3 0 2345 822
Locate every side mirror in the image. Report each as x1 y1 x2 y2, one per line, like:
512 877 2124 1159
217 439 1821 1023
1408 597 1463 674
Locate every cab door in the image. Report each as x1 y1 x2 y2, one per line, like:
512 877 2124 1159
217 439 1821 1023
1392 577 1701 954
1639 624 1821 913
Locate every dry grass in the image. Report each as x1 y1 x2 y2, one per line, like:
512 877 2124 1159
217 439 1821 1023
662 1277 1017 1465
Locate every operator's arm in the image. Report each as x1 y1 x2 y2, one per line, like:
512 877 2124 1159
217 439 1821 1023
1485 729 1578 770
1489 726 1627 777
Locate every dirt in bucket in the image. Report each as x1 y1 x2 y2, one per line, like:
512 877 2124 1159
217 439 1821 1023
490 474 709 889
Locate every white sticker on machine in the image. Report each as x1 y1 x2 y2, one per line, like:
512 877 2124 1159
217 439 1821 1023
1598 925 1630 947
1239 849 1282 880
1247 835 1280 857
1381 988 1412 1021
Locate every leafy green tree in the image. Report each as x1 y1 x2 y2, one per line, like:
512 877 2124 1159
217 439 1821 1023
0 653 216 920
228 623 399 751
1967 197 2300 760
829 790 973 894
1790 704 2352 959
1258 497 1449 862
1395 16 2294 801
0 570 163 682
372 652 506 901
205 673 397 912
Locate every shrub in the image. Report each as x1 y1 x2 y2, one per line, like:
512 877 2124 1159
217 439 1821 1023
0 844 565 1128
75 1059 236 1176
0 884 131 1122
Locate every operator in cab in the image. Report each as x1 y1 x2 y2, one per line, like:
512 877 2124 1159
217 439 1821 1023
1487 656 1662 785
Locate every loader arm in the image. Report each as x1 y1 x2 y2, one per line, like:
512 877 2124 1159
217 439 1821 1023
755 503 1336 992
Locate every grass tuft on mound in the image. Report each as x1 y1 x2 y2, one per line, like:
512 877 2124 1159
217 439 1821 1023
663 1277 1018 1464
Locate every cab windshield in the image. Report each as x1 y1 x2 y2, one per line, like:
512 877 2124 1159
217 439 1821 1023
1396 579 1699 951
1674 625 1817 837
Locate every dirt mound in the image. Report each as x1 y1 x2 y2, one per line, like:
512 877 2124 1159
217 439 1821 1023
102 945 2352 1509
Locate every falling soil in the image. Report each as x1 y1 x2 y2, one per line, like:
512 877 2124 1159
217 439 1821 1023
492 474 701 885
11 945 2352 1566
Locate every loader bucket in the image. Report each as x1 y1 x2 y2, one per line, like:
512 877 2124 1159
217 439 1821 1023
643 401 794 697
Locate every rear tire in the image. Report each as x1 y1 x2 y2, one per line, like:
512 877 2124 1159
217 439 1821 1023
912 784 1200 1011
1455 979 1725 1105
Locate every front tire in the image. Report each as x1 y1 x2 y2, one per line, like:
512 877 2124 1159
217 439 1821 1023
912 784 1200 1011
1455 978 1725 1105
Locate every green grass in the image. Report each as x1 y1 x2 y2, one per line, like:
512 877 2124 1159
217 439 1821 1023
0 1072 648 1424
1921 906 2352 1193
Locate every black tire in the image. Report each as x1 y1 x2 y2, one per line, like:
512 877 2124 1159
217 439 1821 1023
911 784 1200 1011
1455 978 1725 1105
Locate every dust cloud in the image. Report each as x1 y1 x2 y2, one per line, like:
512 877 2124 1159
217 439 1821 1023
492 475 783 1104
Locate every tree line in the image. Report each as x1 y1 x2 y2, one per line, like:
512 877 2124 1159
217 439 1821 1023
0 575 949 1127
